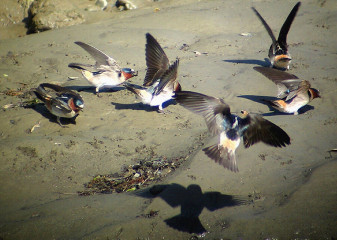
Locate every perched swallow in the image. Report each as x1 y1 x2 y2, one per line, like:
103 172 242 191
125 58 180 112
175 91 290 172
32 83 84 127
252 2 301 70
68 41 137 96
254 66 320 115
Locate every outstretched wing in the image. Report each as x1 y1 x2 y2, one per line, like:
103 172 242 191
242 114 291 148
144 33 170 86
252 7 277 47
174 91 231 136
254 66 302 99
75 41 120 70
278 2 301 50
154 59 179 95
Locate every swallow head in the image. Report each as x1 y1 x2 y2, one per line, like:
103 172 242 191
121 68 138 80
309 88 321 100
240 110 249 117
75 98 84 109
69 98 84 113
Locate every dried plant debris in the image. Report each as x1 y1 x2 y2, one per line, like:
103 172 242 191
2 99 39 109
78 157 186 195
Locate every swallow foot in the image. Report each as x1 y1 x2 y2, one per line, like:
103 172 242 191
157 108 171 114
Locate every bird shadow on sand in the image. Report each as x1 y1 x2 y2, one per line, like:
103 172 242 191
111 99 177 112
134 183 250 235
223 58 270 67
27 103 78 126
238 95 315 116
66 85 125 95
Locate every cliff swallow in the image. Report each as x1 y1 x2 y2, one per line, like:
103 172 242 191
252 2 301 70
32 83 84 127
125 58 180 112
175 91 290 172
68 41 137 96
254 66 320 115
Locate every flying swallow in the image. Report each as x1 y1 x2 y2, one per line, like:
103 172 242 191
254 66 320 115
32 83 84 127
252 2 301 70
124 59 180 112
175 91 291 172
68 41 137 96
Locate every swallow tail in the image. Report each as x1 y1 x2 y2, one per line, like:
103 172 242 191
202 144 238 172
165 215 207 235
264 99 286 110
124 83 139 94
32 85 51 103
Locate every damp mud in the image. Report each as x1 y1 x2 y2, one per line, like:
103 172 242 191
0 0 336 239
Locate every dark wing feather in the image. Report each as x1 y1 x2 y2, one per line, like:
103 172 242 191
174 91 230 136
254 66 303 99
154 59 179 95
254 66 299 82
39 83 83 103
278 2 301 49
144 33 170 86
75 41 118 68
51 98 73 113
242 115 291 148
33 85 73 113
251 7 277 46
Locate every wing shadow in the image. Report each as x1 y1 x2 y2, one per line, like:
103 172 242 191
134 183 250 235
66 85 125 94
111 99 177 112
223 58 270 67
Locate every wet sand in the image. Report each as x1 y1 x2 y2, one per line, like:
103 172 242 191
0 0 336 239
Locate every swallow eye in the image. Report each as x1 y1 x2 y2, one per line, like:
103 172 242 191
240 110 244 114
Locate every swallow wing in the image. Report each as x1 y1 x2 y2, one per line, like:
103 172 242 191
278 2 301 50
175 91 231 136
242 114 291 148
39 83 84 103
252 7 277 48
74 41 120 70
144 33 170 86
52 97 73 113
253 66 302 99
154 59 179 95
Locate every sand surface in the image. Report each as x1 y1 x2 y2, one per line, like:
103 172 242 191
0 0 336 239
